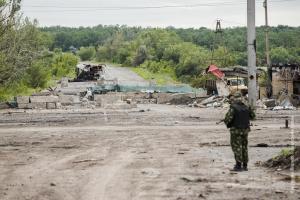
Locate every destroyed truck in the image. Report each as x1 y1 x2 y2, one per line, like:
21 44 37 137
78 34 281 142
226 77 248 95
206 66 250 96
75 64 106 81
205 77 248 96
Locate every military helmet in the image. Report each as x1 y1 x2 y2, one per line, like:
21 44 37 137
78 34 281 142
229 91 243 103
233 91 242 98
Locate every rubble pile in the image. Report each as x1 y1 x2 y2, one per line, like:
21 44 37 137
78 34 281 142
273 93 296 110
197 95 229 108
257 92 297 111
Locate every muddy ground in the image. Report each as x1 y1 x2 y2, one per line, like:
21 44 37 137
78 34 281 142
0 105 299 200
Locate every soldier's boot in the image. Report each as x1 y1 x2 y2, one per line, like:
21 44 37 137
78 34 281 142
243 163 248 171
231 162 242 171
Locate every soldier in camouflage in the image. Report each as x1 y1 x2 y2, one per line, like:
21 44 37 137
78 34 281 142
224 92 255 171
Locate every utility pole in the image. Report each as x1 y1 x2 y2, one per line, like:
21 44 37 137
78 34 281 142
247 0 257 107
264 0 272 97
210 19 227 66
215 19 222 34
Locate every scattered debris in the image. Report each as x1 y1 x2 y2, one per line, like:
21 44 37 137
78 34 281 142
199 95 228 108
262 99 276 108
272 92 297 110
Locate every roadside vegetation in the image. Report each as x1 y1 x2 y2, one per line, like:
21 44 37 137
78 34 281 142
0 1 78 101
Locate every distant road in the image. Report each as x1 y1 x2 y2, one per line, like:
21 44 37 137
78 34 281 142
104 65 149 86
57 63 149 94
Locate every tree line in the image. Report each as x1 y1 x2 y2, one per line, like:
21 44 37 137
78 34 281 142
43 25 300 85
1 0 300 100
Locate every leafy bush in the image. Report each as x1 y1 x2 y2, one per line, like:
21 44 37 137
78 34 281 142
0 82 35 102
25 61 51 88
77 46 96 61
51 53 79 78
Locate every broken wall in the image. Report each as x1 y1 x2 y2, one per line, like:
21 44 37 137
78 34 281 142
272 72 293 97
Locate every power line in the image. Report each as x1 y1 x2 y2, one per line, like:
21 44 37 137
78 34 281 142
22 0 296 12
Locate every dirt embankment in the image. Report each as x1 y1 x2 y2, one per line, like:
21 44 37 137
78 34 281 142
263 146 300 170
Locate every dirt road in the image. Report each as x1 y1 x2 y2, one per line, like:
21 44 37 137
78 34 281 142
0 105 299 200
57 64 149 94
104 65 149 86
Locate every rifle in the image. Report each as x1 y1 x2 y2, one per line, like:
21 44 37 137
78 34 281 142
216 119 225 125
216 119 254 126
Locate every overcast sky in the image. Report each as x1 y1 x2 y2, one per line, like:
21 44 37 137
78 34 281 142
21 0 300 29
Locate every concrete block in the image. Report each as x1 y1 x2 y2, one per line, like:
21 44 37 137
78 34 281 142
31 102 47 109
30 96 59 103
17 103 32 109
46 102 57 109
16 96 30 104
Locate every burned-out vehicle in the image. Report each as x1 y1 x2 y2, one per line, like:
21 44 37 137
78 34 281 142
75 64 106 81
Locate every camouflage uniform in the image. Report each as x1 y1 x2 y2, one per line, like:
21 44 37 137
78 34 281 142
224 94 255 170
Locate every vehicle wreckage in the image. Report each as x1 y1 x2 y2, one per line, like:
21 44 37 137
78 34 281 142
75 63 106 81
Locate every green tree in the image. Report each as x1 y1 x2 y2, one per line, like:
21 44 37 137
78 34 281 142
95 46 110 62
133 45 147 66
0 18 47 86
270 47 292 64
0 0 21 36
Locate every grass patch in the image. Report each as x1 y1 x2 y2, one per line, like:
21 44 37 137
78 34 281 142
132 67 179 86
